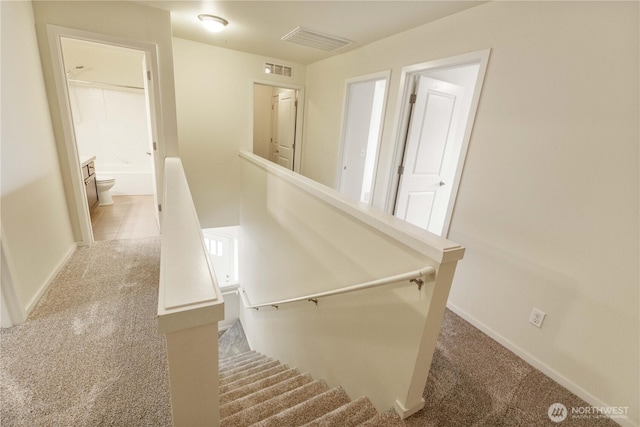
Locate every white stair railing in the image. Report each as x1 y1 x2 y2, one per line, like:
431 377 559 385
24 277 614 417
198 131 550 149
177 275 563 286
237 152 465 419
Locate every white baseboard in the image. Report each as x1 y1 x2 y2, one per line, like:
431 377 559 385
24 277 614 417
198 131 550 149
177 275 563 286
446 302 638 427
25 244 77 315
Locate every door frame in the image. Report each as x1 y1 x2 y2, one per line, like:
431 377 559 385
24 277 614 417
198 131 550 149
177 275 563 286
386 49 491 236
336 70 391 204
46 25 165 245
1 233 26 327
252 80 305 174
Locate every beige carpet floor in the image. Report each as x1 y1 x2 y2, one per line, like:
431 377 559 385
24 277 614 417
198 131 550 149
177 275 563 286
401 311 618 426
1 237 620 426
0 237 171 426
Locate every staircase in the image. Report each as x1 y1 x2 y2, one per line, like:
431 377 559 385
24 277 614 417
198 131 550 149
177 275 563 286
219 351 404 426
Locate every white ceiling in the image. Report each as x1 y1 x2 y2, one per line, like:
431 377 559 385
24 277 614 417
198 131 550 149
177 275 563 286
139 1 485 65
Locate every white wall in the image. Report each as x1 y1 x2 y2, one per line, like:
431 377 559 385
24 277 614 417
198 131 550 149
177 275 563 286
302 2 639 424
1 1 76 317
220 290 240 332
31 1 179 239
252 84 272 160
172 37 306 228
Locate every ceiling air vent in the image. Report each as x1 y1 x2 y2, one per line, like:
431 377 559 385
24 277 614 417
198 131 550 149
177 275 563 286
281 26 353 52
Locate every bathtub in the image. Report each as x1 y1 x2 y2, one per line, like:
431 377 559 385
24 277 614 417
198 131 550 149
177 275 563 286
97 163 155 196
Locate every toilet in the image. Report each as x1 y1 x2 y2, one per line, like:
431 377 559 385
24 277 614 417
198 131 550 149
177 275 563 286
96 176 116 206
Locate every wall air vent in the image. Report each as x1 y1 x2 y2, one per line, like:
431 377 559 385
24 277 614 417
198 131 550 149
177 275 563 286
281 26 353 52
264 62 293 77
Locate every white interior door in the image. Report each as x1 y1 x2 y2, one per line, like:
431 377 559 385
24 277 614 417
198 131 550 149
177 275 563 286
338 77 387 204
254 83 305 174
269 94 279 163
339 81 376 200
395 75 466 234
276 91 296 170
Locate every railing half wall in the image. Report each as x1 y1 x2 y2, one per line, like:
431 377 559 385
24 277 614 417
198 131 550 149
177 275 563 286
238 151 465 419
158 157 225 426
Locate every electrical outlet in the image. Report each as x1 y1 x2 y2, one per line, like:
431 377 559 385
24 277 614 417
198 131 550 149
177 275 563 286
529 308 546 328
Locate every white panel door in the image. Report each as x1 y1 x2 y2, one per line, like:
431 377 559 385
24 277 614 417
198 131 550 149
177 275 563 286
276 91 296 170
395 75 466 234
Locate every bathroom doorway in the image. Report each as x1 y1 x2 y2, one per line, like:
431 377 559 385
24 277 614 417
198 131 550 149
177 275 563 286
54 32 162 242
61 38 158 240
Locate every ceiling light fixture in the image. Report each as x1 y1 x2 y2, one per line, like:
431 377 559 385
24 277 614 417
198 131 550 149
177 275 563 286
198 14 229 33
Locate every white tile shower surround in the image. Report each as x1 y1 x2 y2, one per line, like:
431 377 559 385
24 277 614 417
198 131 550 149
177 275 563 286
91 195 159 241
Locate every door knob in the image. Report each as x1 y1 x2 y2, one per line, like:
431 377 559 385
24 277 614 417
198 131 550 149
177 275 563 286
439 181 445 186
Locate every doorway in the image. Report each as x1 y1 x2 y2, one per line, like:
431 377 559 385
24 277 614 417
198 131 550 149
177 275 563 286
47 25 165 245
337 71 389 204
391 50 490 237
253 83 301 172
60 38 159 241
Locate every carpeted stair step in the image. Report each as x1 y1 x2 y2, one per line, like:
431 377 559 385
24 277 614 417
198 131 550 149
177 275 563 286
219 352 264 371
220 360 281 386
220 364 290 395
358 411 405 426
217 348 406 426
252 386 351 427
220 350 257 367
220 355 269 376
219 355 271 377
219 351 259 370
220 373 315 418
218 355 272 377
220 368 302 405
221 380 330 427
302 396 379 427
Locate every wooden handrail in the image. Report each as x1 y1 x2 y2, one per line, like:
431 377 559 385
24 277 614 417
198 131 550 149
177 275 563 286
240 266 435 310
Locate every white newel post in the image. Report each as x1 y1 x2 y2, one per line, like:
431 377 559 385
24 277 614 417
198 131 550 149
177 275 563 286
395 256 463 419
158 158 225 426
164 323 220 426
